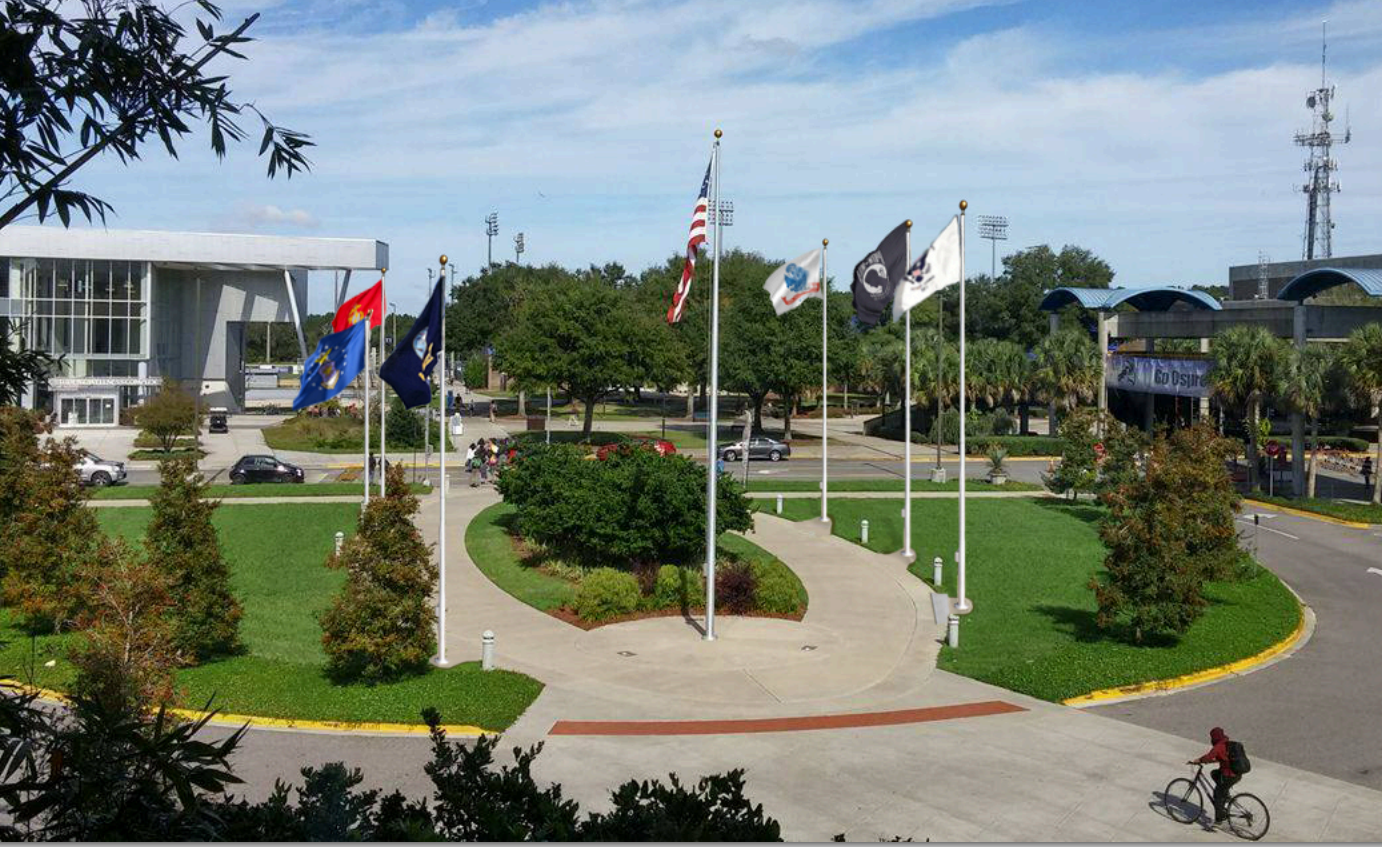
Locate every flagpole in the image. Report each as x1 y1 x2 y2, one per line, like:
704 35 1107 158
434 256 451 667
363 310 372 507
379 271 387 498
956 201 971 614
704 129 722 643
820 238 830 525
903 220 914 561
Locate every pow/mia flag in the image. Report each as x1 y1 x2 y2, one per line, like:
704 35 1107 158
851 221 908 326
380 275 446 409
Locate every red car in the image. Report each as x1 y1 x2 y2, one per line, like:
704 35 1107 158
596 436 677 461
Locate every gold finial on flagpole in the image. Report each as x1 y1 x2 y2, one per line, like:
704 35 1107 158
381 267 387 275
714 128 723 138
905 220 912 228
822 238 829 246
439 255 448 266
959 200 968 212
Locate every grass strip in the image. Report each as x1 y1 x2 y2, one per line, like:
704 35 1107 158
746 478 1040 493
1248 494 1381 525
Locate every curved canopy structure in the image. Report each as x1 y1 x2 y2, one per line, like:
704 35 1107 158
1038 286 1221 313
1275 268 1382 302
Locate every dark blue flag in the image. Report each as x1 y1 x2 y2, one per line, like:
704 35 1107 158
381 276 445 408
293 320 368 411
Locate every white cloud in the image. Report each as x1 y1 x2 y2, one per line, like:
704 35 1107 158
214 203 320 231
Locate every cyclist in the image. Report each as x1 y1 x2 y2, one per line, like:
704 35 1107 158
1188 727 1239 825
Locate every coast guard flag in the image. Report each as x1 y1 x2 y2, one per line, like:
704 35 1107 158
892 216 961 322
293 320 368 411
851 222 908 327
380 276 445 408
763 249 823 316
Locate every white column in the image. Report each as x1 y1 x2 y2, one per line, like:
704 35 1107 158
282 269 307 361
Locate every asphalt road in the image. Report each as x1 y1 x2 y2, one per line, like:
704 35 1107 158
1091 507 1382 791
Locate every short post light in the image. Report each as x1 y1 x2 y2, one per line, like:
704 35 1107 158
933 556 943 587
776 494 784 515
947 614 960 648
481 630 496 671
334 531 344 555
861 519 870 545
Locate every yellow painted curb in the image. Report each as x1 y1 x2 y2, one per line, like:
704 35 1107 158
1242 499 1372 529
6 682 491 737
1062 604 1307 707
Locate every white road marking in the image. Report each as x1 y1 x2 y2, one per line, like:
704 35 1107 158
1236 516 1299 540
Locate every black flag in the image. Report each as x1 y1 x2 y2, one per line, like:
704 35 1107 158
851 221 908 327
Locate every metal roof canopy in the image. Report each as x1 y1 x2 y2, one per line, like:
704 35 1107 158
0 226 387 271
1039 286 1221 312
1275 267 1382 302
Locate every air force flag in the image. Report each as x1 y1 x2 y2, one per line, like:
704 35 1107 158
293 320 369 411
892 216 961 322
763 248 823 316
851 221 908 327
380 276 446 409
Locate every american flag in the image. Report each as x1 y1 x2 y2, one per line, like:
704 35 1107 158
666 156 712 324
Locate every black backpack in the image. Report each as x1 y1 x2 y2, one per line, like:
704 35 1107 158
1227 740 1252 775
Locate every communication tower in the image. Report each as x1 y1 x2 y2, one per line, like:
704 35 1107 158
1294 21 1350 260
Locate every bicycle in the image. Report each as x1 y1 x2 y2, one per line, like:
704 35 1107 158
1164 763 1270 841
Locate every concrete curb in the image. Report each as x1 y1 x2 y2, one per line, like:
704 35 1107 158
1242 498 1373 529
9 682 492 737
1062 599 1311 708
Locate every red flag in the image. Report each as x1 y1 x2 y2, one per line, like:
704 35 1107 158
333 280 384 333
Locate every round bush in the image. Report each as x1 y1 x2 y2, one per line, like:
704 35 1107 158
715 562 757 615
574 568 641 622
649 564 705 612
751 562 802 615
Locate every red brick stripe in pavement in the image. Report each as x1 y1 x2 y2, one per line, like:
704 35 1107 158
548 700 1027 737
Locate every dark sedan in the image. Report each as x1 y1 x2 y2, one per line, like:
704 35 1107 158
229 455 305 484
718 436 791 462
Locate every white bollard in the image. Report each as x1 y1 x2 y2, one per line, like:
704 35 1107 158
932 556 943 587
947 614 959 648
481 630 495 671
860 519 870 545
334 531 344 555
775 494 783 515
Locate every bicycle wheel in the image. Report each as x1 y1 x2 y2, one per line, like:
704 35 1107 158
1164 778 1204 824
1226 793 1270 841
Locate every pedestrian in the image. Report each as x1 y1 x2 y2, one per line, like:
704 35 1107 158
465 441 478 487
486 441 499 482
477 439 490 484
1363 457 1373 491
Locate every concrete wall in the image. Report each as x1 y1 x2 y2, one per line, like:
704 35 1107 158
1228 253 1382 300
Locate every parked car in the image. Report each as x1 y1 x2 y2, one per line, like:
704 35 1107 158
75 454 127 487
596 436 678 461
229 455 305 484
719 436 791 462
208 407 229 433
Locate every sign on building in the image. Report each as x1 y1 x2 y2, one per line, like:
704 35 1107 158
1106 355 1210 398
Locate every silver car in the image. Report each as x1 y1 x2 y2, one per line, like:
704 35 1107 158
75 454 127 487
719 436 791 462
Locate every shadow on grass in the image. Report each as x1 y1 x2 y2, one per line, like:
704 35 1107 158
1031 604 1180 648
1029 497 1106 526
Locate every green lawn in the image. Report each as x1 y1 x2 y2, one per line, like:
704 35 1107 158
746 478 1041 493
768 497 1300 702
465 502 806 616
0 503 542 729
1249 494 1382 525
91 482 429 500
263 415 453 454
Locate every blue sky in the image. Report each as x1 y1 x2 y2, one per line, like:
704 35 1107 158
61 0 1382 314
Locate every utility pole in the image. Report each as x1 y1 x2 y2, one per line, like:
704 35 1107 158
485 212 499 267
1295 21 1350 260
514 232 525 264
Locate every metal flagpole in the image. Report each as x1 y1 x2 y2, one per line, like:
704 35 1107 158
546 385 552 444
956 201 971 613
820 238 830 525
379 271 387 498
704 129 723 642
434 256 451 666
937 290 944 471
903 221 914 561
363 310 372 506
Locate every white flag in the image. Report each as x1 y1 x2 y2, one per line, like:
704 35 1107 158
892 216 961 322
763 248 824 316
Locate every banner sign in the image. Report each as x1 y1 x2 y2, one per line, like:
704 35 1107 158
1106 355 1210 398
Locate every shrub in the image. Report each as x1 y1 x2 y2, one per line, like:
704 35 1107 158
715 562 757 614
990 408 1015 436
1042 409 1145 498
573 568 641 622
131 378 200 453
384 397 426 450
966 435 1066 456
649 564 705 612
320 465 437 682
145 457 242 662
750 561 801 615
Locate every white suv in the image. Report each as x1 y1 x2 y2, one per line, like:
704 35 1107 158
75 454 127 487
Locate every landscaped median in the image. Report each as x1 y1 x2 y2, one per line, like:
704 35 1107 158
1245 494 1380 527
0 503 541 731
773 496 1301 703
746 477 1041 494
90 482 432 500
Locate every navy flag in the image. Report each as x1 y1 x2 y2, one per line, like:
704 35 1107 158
381 276 445 408
851 221 908 327
293 320 369 411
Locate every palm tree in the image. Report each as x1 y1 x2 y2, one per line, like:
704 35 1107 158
1338 322 1382 504
1278 344 1334 498
1209 325 1289 492
1032 328 1099 435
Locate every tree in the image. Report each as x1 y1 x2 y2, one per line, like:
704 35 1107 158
384 397 426 450
1 0 310 231
1032 327 1099 433
0 337 56 407
131 378 200 453
1090 424 1240 643
320 464 437 682
0 408 102 632
966 245 1114 350
1278 344 1335 498
1338 323 1382 504
144 457 242 662
462 352 488 392
1209 326 1289 492
825 290 864 411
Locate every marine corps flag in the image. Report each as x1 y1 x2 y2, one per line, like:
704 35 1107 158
380 276 445 408
851 222 908 327
332 280 384 332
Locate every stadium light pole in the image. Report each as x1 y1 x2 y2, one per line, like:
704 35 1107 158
514 232 525 264
977 215 1008 280
485 213 499 267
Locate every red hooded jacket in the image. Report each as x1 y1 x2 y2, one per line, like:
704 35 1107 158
1195 727 1236 778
